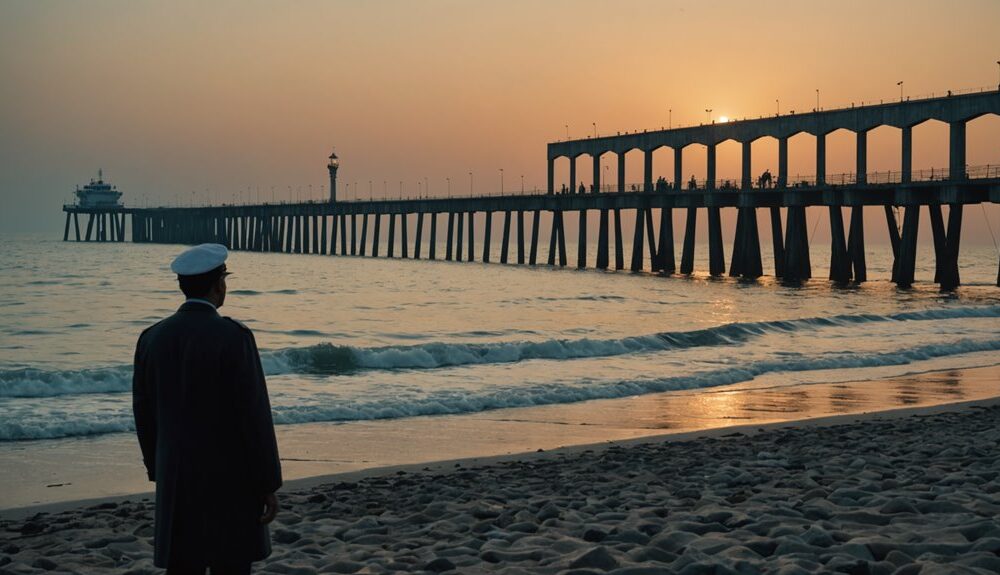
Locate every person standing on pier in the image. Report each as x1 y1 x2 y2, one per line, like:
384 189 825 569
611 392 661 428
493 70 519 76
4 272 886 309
133 243 282 575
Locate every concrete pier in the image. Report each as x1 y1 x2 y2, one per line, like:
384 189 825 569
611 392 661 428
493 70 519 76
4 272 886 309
63 89 1000 289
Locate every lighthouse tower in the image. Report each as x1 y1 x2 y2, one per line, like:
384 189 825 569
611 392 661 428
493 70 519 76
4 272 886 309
327 150 339 202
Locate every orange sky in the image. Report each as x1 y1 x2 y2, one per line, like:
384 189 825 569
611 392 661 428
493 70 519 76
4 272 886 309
1 0 999 242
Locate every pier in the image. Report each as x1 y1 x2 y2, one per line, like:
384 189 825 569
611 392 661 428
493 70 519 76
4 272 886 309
64 89 1000 289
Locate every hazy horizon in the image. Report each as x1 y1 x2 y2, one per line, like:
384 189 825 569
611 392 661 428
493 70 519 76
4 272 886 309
2 0 1000 243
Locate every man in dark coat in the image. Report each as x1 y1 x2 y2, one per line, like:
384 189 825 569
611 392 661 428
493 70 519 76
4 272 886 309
133 243 282 574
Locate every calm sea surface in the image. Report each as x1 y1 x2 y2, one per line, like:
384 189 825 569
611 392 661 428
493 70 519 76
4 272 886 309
2 232 1000 443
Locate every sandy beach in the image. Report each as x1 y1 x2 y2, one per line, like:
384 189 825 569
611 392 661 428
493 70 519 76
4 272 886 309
4 392 1000 573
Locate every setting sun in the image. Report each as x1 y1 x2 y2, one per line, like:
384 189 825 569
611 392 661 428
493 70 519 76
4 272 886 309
718 115 729 123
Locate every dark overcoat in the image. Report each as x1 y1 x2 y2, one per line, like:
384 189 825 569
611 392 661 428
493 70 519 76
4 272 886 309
133 301 282 569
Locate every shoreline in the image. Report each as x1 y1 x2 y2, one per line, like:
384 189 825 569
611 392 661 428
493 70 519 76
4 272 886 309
3 370 998 521
5 390 1000 573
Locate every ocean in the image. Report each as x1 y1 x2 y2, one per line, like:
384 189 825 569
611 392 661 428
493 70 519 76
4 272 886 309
3 231 1000 447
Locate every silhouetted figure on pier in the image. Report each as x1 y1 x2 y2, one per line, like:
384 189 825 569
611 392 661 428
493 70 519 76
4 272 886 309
578 182 586 195
133 244 281 575
655 176 669 192
758 170 773 189
688 175 698 190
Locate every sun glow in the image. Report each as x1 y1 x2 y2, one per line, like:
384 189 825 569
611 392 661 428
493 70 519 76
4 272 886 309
718 116 729 123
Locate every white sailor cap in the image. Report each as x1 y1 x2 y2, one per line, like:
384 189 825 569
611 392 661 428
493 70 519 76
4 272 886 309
170 243 229 276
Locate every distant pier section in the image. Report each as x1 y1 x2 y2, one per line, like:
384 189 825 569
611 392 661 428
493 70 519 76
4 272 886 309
64 89 1000 288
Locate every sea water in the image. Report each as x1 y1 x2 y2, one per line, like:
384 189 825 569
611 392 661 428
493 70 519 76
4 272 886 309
1 233 1000 444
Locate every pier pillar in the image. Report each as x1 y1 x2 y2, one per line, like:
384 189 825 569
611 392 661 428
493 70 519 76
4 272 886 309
783 206 812 282
657 207 675 274
895 205 920 287
945 205 962 289
302 215 309 253
643 149 653 192
388 213 397 258
730 206 762 279
359 214 368 256
467 211 475 262
706 144 716 190
414 213 424 259
741 141 752 190
516 211 525 264
340 214 347 255
613 209 624 269
930 205 946 283
445 213 454 261
529 210 540 265
328 214 337 255
630 208 645 271
455 212 464 262
292 216 300 253
949 121 966 179
847 206 866 282
85 214 94 242
402 213 410 259
769 207 784 277
556 210 567 266
483 212 492 263
593 154 601 194
547 212 557 266
372 214 382 257
283 216 292 253
680 208 696 274
73 213 81 241
708 207 725 276
645 207 657 267
320 215 328 255
778 137 788 188
501 211 511 263
856 130 868 185
547 157 554 194
816 133 827 185
828 206 852 283
578 210 587 268
885 206 901 281
63 212 71 241
429 213 437 260
312 214 320 253
597 209 610 269
901 126 913 183
674 147 683 191
350 214 357 255
618 152 626 194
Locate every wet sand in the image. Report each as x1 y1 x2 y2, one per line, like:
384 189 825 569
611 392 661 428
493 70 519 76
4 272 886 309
0 364 998 511
3 377 1000 572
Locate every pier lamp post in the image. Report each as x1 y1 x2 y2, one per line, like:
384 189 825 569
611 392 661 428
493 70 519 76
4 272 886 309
815 89 820 111
469 172 473 196
592 122 597 138
705 109 712 123
565 125 569 139
776 99 780 115
446 177 451 197
327 151 339 202
669 108 672 129
604 164 609 193
499 168 504 195
520 174 524 194
897 81 904 102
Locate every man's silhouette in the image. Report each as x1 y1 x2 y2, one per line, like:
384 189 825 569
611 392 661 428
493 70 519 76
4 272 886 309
133 243 282 574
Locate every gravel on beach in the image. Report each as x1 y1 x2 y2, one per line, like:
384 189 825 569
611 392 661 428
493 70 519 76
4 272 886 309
3 403 1000 574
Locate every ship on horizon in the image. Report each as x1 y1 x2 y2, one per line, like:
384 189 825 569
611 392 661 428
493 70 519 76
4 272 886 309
73 169 122 208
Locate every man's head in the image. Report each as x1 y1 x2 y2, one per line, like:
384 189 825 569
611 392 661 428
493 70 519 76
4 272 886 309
170 243 230 308
178 265 228 308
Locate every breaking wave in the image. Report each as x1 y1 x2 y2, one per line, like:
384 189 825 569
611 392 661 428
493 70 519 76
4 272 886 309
2 304 999 400
2 336 999 441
